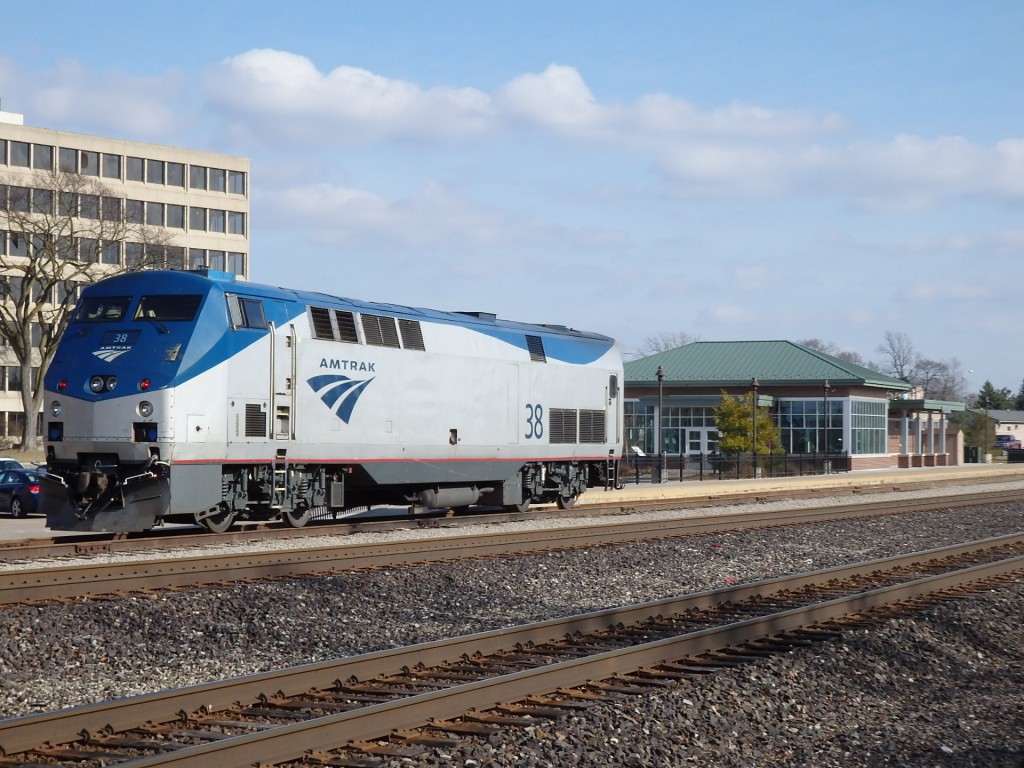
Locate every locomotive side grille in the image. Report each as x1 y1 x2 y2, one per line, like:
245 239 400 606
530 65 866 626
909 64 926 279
362 314 401 348
309 306 359 343
245 403 267 437
526 335 546 363
310 306 334 339
549 408 577 444
334 310 359 343
578 409 606 443
398 319 425 350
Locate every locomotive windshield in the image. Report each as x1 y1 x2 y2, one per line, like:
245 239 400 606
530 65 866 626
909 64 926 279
134 295 202 322
74 296 132 323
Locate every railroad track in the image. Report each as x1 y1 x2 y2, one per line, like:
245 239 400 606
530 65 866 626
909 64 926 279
2 472 1018 563
1 489 1021 606
1 535 1021 766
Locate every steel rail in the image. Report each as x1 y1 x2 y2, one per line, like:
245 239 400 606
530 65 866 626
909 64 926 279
1 490 1021 606
2 532 1021 759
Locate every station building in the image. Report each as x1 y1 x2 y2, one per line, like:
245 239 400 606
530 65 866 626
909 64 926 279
624 341 966 470
0 110 250 442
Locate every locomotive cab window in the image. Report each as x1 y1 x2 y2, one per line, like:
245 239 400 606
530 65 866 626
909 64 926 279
134 295 202 322
74 296 132 323
227 294 268 329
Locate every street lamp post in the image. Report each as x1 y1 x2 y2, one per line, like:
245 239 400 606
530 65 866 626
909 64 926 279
656 365 665 483
751 377 759 478
823 379 831 474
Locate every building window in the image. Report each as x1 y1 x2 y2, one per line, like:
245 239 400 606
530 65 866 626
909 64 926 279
126 199 144 224
227 252 245 275
9 141 30 167
228 211 245 235
6 366 21 392
189 165 207 189
102 153 121 179
167 162 185 187
851 400 886 455
209 168 226 192
208 250 225 270
8 233 26 257
8 186 29 213
228 170 246 195
0 139 6 164
80 150 99 176
166 204 185 229
59 147 77 172
189 207 206 231
126 156 144 181
101 242 121 265
101 196 122 221
33 144 53 170
79 194 100 220
31 189 53 215
776 399 843 454
125 242 144 266
145 201 164 226
79 238 98 263
624 400 656 456
146 159 164 184
209 209 225 233
189 249 207 269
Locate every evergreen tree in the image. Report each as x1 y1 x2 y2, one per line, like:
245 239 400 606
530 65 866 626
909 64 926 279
713 390 781 454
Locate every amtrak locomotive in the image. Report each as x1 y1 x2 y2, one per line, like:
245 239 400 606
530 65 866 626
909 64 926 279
41 270 623 532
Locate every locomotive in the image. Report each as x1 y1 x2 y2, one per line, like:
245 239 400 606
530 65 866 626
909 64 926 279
41 269 623 532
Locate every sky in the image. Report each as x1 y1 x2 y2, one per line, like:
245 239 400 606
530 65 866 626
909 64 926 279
1 1 1021 393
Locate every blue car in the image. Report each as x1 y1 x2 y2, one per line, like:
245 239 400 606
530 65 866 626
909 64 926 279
0 469 43 518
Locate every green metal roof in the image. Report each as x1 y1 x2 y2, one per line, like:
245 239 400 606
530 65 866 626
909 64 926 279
625 340 910 390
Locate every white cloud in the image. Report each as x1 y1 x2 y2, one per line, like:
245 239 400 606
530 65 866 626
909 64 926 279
0 58 186 139
205 49 493 143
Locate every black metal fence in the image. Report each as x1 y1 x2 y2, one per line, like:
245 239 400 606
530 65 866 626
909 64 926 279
621 452 852 484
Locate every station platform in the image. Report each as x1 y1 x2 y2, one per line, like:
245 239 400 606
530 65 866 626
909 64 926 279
583 462 1024 506
2 463 1021 543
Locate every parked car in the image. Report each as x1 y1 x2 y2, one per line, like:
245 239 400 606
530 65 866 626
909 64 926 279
995 434 1022 450
0 468 43 518
0 457 25 471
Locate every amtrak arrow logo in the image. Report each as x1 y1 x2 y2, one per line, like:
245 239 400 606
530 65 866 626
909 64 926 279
93 349 130 362
307 374 374 423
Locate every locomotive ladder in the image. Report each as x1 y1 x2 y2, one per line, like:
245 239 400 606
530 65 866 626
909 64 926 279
605 449 619 490
272 450 289 509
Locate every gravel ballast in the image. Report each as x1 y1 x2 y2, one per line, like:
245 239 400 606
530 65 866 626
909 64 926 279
0 483 1022 766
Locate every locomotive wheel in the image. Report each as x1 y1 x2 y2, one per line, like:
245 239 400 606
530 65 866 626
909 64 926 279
506 500 530 513
200 507 235 533
284 503 311 528
556 494 578 510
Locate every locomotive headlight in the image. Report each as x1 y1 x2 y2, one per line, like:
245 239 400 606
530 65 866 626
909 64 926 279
138 401 154 418
50 400 62 417
106 375 118 392
89 375 105 393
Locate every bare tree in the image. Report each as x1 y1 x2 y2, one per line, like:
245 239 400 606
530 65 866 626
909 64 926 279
875 331 917 382
835 349 871 368
636 331 699 357
797 338 837 354
0 169 170 449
